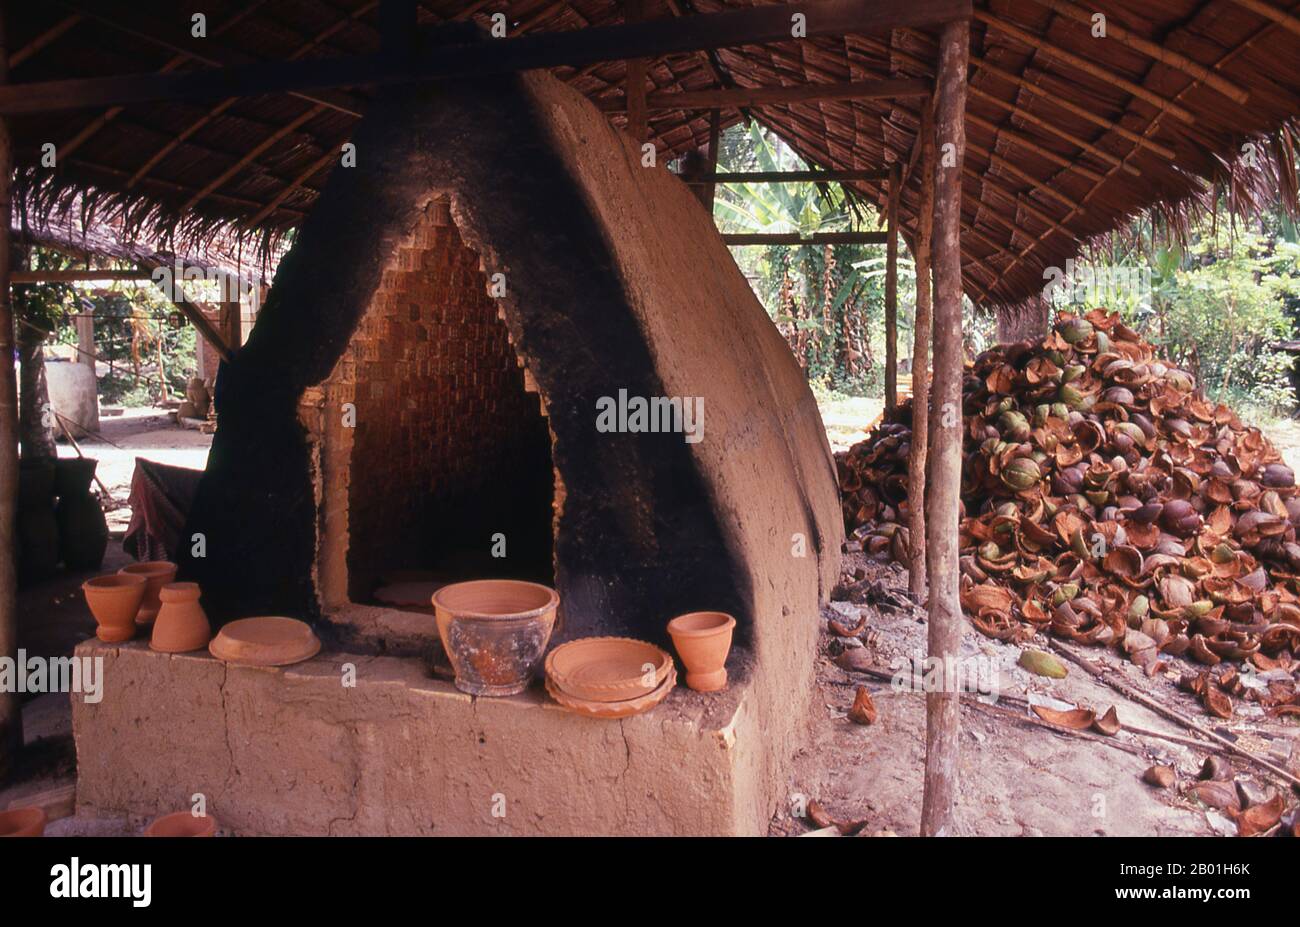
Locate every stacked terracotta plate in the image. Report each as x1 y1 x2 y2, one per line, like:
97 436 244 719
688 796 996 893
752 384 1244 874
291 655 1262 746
544 637 675 718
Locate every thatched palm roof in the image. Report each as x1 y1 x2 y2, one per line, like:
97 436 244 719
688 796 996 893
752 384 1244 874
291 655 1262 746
6 0 1300 305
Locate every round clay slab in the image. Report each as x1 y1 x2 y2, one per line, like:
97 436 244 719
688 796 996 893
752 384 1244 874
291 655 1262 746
209 617 321 667
545 637 671 702
545 665 676 719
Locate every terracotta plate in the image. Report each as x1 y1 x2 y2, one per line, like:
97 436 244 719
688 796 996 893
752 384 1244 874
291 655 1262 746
209 617 321 667
545 664 676 719
545 637 672 702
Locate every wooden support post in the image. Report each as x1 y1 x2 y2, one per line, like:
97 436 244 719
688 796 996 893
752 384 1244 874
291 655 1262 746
698 108 721 212
922 16 969 838
907 101 935 600
884 162 900 415
624 0 647 145
0 6 20 780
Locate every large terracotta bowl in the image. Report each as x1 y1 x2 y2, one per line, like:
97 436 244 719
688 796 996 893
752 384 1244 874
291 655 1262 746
432 580 559 696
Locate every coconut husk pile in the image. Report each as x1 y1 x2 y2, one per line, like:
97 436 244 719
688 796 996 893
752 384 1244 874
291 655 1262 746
837 310 1300 721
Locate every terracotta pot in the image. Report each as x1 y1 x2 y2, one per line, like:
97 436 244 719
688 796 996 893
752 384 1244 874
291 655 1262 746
82 573 147 642
119 561 178 625
432 580 558 696
667 611 736 692
144 811 216 837
150 582 211 653
0 806 47 837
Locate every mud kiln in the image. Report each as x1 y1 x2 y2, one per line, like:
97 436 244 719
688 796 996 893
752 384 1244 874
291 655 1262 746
78 64 842 836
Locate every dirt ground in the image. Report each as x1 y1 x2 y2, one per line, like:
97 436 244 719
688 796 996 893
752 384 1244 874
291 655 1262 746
769 553 1297 836
67 406 211 532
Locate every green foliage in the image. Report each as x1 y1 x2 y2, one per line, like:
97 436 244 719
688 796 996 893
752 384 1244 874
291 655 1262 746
713 124 883 395
64 287 197 406
1065 219 1300 420
12 249 78 335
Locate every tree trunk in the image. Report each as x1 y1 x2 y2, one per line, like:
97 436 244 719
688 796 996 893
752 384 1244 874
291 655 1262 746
0 13 23 781
907 103 935 600
17 321 57 460
921 16 968 838
884 162 900 414
995 298 1050 344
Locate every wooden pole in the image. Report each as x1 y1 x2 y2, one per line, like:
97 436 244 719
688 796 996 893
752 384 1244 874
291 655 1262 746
884 161 900 415
921 16 968 838
0 3 21 781
624 0 647 145
907 101 935 600
698 108 721 212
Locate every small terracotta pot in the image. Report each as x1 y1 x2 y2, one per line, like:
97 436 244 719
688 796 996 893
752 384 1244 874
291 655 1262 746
82 573 147 642
667 611 736 692
150 582 211 653
432 580 558 696
0 806 47 837
119 561 178 625
144 811 217 837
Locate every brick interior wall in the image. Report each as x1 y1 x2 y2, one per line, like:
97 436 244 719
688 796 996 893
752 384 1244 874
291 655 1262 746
321 203 555 601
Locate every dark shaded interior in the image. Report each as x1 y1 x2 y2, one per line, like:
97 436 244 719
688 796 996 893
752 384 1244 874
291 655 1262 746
332 210 557 601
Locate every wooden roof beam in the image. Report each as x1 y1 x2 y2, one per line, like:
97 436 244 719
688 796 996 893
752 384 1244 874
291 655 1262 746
599 77 931 111
973 10 1196 124
51 0 364 117
966 110 1104 183
181 105 326 213
968 56 1176 160
893 45 1135 176
965 138 1085 214
1228 0 1300 38
899 29 1179 160
1025 0 1250 103
686 168 890 184
0 0 973 114
58 2 271 161
722 231 890 245
966 85 1137 175
11 13 83 68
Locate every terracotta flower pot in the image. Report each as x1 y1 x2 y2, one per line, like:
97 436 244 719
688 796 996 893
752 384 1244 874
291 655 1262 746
667 611 736 692
150 582 211 653
0 806 47 837
119 561 178 625
82 573 147 642
432 580 558 696
144 811 217 837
